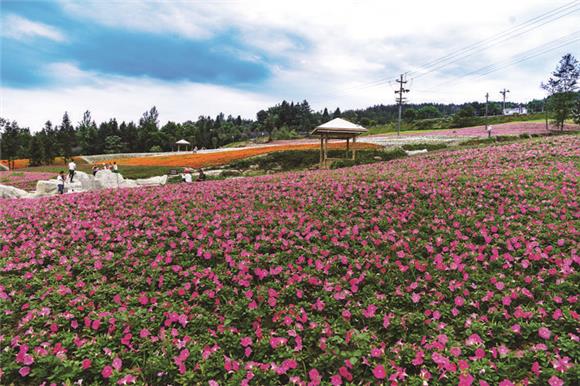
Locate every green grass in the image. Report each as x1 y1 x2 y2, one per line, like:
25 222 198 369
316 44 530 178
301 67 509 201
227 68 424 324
228 148 408 172
18 165 175 179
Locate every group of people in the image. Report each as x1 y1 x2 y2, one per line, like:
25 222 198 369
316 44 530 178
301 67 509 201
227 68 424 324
181 168 206 183
92 162 118 176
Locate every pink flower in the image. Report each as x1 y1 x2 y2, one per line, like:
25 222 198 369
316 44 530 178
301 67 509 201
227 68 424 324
454 296 465 307
330 374 342 385
19 367 30 377
102 365 113 378
241 337 252 347
548 376 564 386
498 380 514 386
538 327 552 339
82 359 92 369
372 364 386 379
112 357 122 371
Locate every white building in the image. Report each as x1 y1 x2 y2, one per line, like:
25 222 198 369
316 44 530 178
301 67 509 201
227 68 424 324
503 106 528 115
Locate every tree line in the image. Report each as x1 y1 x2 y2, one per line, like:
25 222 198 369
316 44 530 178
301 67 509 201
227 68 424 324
1 54 578 168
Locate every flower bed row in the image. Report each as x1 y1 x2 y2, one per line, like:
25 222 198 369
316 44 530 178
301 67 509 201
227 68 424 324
0 171 56 191
110 142 379 168
0 136 578 385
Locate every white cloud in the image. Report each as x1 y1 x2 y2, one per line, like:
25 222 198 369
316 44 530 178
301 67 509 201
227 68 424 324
1 14 66 42
3 1 580 127
1 64 276 129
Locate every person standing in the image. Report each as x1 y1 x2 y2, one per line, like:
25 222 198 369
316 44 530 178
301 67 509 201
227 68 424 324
68 159 77 182
57 171 65 194
184 170 193 183
112 162 119 173
197 169 206 181
92 165 98 176
487 125 493 139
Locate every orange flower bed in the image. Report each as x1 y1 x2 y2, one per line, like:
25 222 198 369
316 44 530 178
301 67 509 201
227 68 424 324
112 142 379 168
1 156 85 170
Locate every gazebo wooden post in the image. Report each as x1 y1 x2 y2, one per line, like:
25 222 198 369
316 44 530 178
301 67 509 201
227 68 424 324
320 136 324 166
352 136 356 160
346 138 350 157
323 134 329 168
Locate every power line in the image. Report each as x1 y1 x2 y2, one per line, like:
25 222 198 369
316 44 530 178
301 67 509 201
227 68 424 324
415 31 580 93
407 0 578 77
409 2 580 79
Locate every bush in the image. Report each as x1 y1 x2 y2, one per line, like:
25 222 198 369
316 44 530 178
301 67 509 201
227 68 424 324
412 118 451 131
401 143 448 151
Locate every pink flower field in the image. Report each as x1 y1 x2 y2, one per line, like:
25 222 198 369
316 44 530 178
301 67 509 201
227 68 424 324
406 122 580 137
0 171 56 191
0 136 578 385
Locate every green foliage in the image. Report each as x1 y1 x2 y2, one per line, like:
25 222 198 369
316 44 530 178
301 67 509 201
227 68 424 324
149 145 163 153
412 117 451 131
416 105 442 119
104 135 124 154
547 92 578 130
28 136 45 166
401 142 448 151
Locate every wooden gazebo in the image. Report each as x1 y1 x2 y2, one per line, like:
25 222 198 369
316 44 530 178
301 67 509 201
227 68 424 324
175 139 191 152
311 118 368 168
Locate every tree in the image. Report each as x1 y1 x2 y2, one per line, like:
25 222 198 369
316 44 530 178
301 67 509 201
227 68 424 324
104 135 124 154
58 112 76 162
451 105 477 128
322 108 330 121
138 107 160 151
573 98 580 125
416 105 442 119
542 54 580 131
0 118 21 170
39 121 58 165
403 109 416 122
333 107 341 118
77 110 99 155
28 136 45 166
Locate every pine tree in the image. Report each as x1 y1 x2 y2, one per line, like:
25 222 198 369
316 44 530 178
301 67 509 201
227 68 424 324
28 136 45 166
333 107 341 118
58 112 76 162
542 54 580 130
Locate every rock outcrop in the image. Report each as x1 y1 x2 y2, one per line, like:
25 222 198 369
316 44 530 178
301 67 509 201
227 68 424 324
134 175 168 187
0 184 31 199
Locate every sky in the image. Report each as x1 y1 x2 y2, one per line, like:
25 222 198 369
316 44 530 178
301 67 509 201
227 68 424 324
1 0 579 129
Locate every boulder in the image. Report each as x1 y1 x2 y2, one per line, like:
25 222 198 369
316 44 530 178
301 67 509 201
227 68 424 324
94 170 127 190
404 149 428 156
36 180 59 195
35 180 83 195
134 175 168 187
72 171 95 191
0 184 31 199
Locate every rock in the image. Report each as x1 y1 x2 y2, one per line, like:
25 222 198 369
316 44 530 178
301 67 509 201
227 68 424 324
221 169 242 177
72 171 95 191
35 180 83 195
94 170 127 190
134 175 168 186
36 180 59 195
373 156 382 160
0 184 31 199
404 149 428 156
270 163 283 171
203 170 223 177
249 164 260 170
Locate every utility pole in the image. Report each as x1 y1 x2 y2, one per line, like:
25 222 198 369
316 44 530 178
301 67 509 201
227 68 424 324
500 88 510 114
485 92 491 138
395 74 410 136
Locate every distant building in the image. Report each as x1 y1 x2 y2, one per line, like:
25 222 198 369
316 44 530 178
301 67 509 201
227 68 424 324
503 106 528 115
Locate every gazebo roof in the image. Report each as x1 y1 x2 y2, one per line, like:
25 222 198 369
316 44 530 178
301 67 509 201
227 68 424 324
175 139 191 145
311 118 367 136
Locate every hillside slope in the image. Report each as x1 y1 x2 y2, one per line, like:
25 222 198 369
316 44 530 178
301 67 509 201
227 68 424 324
0 136 578 385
